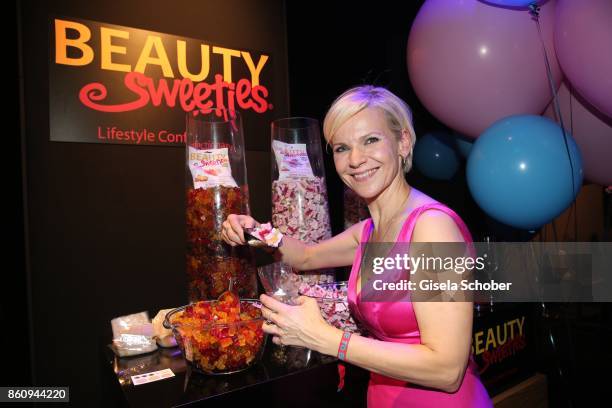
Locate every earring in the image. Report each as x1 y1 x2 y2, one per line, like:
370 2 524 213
400 155 406 169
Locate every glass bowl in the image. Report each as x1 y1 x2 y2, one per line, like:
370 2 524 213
163 299 267 375
257 262 302 304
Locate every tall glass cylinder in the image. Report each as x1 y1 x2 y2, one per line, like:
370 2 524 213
270 117 334 284
185 108 257 301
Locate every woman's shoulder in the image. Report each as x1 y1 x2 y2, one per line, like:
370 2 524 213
346 218 372 243
406 188 444 213
413 212 466 243
408 191 464 242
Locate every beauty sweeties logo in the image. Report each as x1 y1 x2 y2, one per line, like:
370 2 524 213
49 17 274 148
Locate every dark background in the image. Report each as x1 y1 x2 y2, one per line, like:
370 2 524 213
11 0 612 406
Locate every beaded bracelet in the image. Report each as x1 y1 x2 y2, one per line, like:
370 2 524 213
337 331 352 361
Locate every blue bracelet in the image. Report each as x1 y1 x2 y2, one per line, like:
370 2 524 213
337 331 352 361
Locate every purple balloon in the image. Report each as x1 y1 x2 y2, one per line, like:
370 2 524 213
544 82 612 186
555 0 612 118
407 0 561 138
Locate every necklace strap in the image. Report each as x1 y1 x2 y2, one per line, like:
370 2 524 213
375 188 412 242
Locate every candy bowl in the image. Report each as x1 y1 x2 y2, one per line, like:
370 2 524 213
163 298 267 375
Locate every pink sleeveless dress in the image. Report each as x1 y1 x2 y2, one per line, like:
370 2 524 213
347 203 492 408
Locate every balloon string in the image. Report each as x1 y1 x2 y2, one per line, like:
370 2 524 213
529 3 577 206
568 85 578 242
531 6 576 407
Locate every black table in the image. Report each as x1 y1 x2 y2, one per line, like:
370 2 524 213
100 340 369 408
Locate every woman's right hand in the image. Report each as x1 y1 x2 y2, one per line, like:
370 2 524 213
221 214 259 246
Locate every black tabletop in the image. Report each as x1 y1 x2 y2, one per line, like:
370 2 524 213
101 340 369 408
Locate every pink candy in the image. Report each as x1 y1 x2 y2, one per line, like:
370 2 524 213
248 222 283 247
272 177 333 284
272 177 332 244
299 282 362 334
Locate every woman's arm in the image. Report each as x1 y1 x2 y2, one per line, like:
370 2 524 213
262 210 473 392
314 301 472 392
263 295 472 392
222 214 367 270
280 220 366 270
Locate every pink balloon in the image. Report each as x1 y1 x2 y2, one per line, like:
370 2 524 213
544 83 612 186
555 0 612 118
407 0 562 138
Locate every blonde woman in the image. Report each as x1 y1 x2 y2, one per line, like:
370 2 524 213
222 86 491 407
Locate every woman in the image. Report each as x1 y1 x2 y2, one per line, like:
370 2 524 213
221 86 492 407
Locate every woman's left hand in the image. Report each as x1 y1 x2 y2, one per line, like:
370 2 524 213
260 294 329 349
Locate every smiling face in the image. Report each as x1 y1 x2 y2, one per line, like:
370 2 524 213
331 107 409 200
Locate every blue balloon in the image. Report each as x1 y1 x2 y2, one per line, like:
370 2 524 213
413 132 460 180
467 115 583 230
454 135 473 159
479 0 546 9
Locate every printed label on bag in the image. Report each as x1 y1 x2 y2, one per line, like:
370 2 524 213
272 140 315 179
131 368 175 386
188 147 238 188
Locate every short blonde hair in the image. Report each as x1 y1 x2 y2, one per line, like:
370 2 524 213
323 85 417 172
